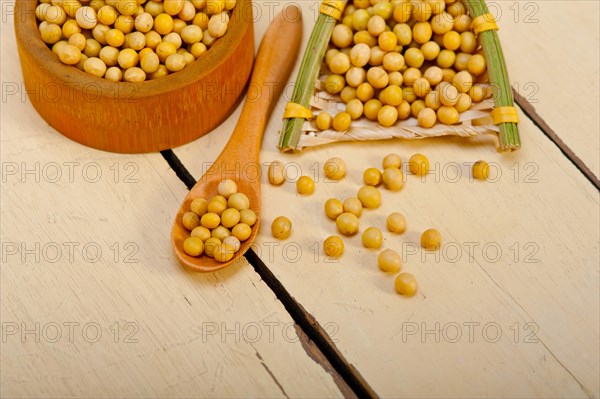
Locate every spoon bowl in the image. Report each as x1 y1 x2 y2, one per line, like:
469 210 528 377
171 5 303 272
173 177 261 271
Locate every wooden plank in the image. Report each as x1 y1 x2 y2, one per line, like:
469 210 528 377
178 106 600 398
248 107 600 398
496 0 600 178
0 17 344 399
513 90 600 190
243 248 378 399
173 2 599 397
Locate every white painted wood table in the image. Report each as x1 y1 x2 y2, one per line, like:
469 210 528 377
1 1 599 398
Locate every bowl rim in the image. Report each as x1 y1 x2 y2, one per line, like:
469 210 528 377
14 0 254 98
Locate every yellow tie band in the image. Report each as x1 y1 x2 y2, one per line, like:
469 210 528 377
471 13 499 35
491 106 520 124
283 102 314 120
320 0 345 20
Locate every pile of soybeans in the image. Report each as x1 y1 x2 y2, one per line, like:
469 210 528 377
180 179 256 263
35 0 236 82
317 0 492 132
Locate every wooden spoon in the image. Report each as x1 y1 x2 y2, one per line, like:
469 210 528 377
172 6 303 272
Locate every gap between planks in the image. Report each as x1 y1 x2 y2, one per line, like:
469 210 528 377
160 150 373 399
512 90 600 191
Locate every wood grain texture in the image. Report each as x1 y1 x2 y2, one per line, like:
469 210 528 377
496 0 600 178
13 0 254 154
0 14 343 398
514 90 600 190
172 6 303 272
250 107 600 398
173 2 600 397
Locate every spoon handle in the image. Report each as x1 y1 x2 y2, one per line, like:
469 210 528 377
220 6 303 162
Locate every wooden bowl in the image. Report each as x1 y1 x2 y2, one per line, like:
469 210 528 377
14 0 255 153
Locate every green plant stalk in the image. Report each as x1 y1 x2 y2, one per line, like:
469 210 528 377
464 0 521 151
278 4 345 152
